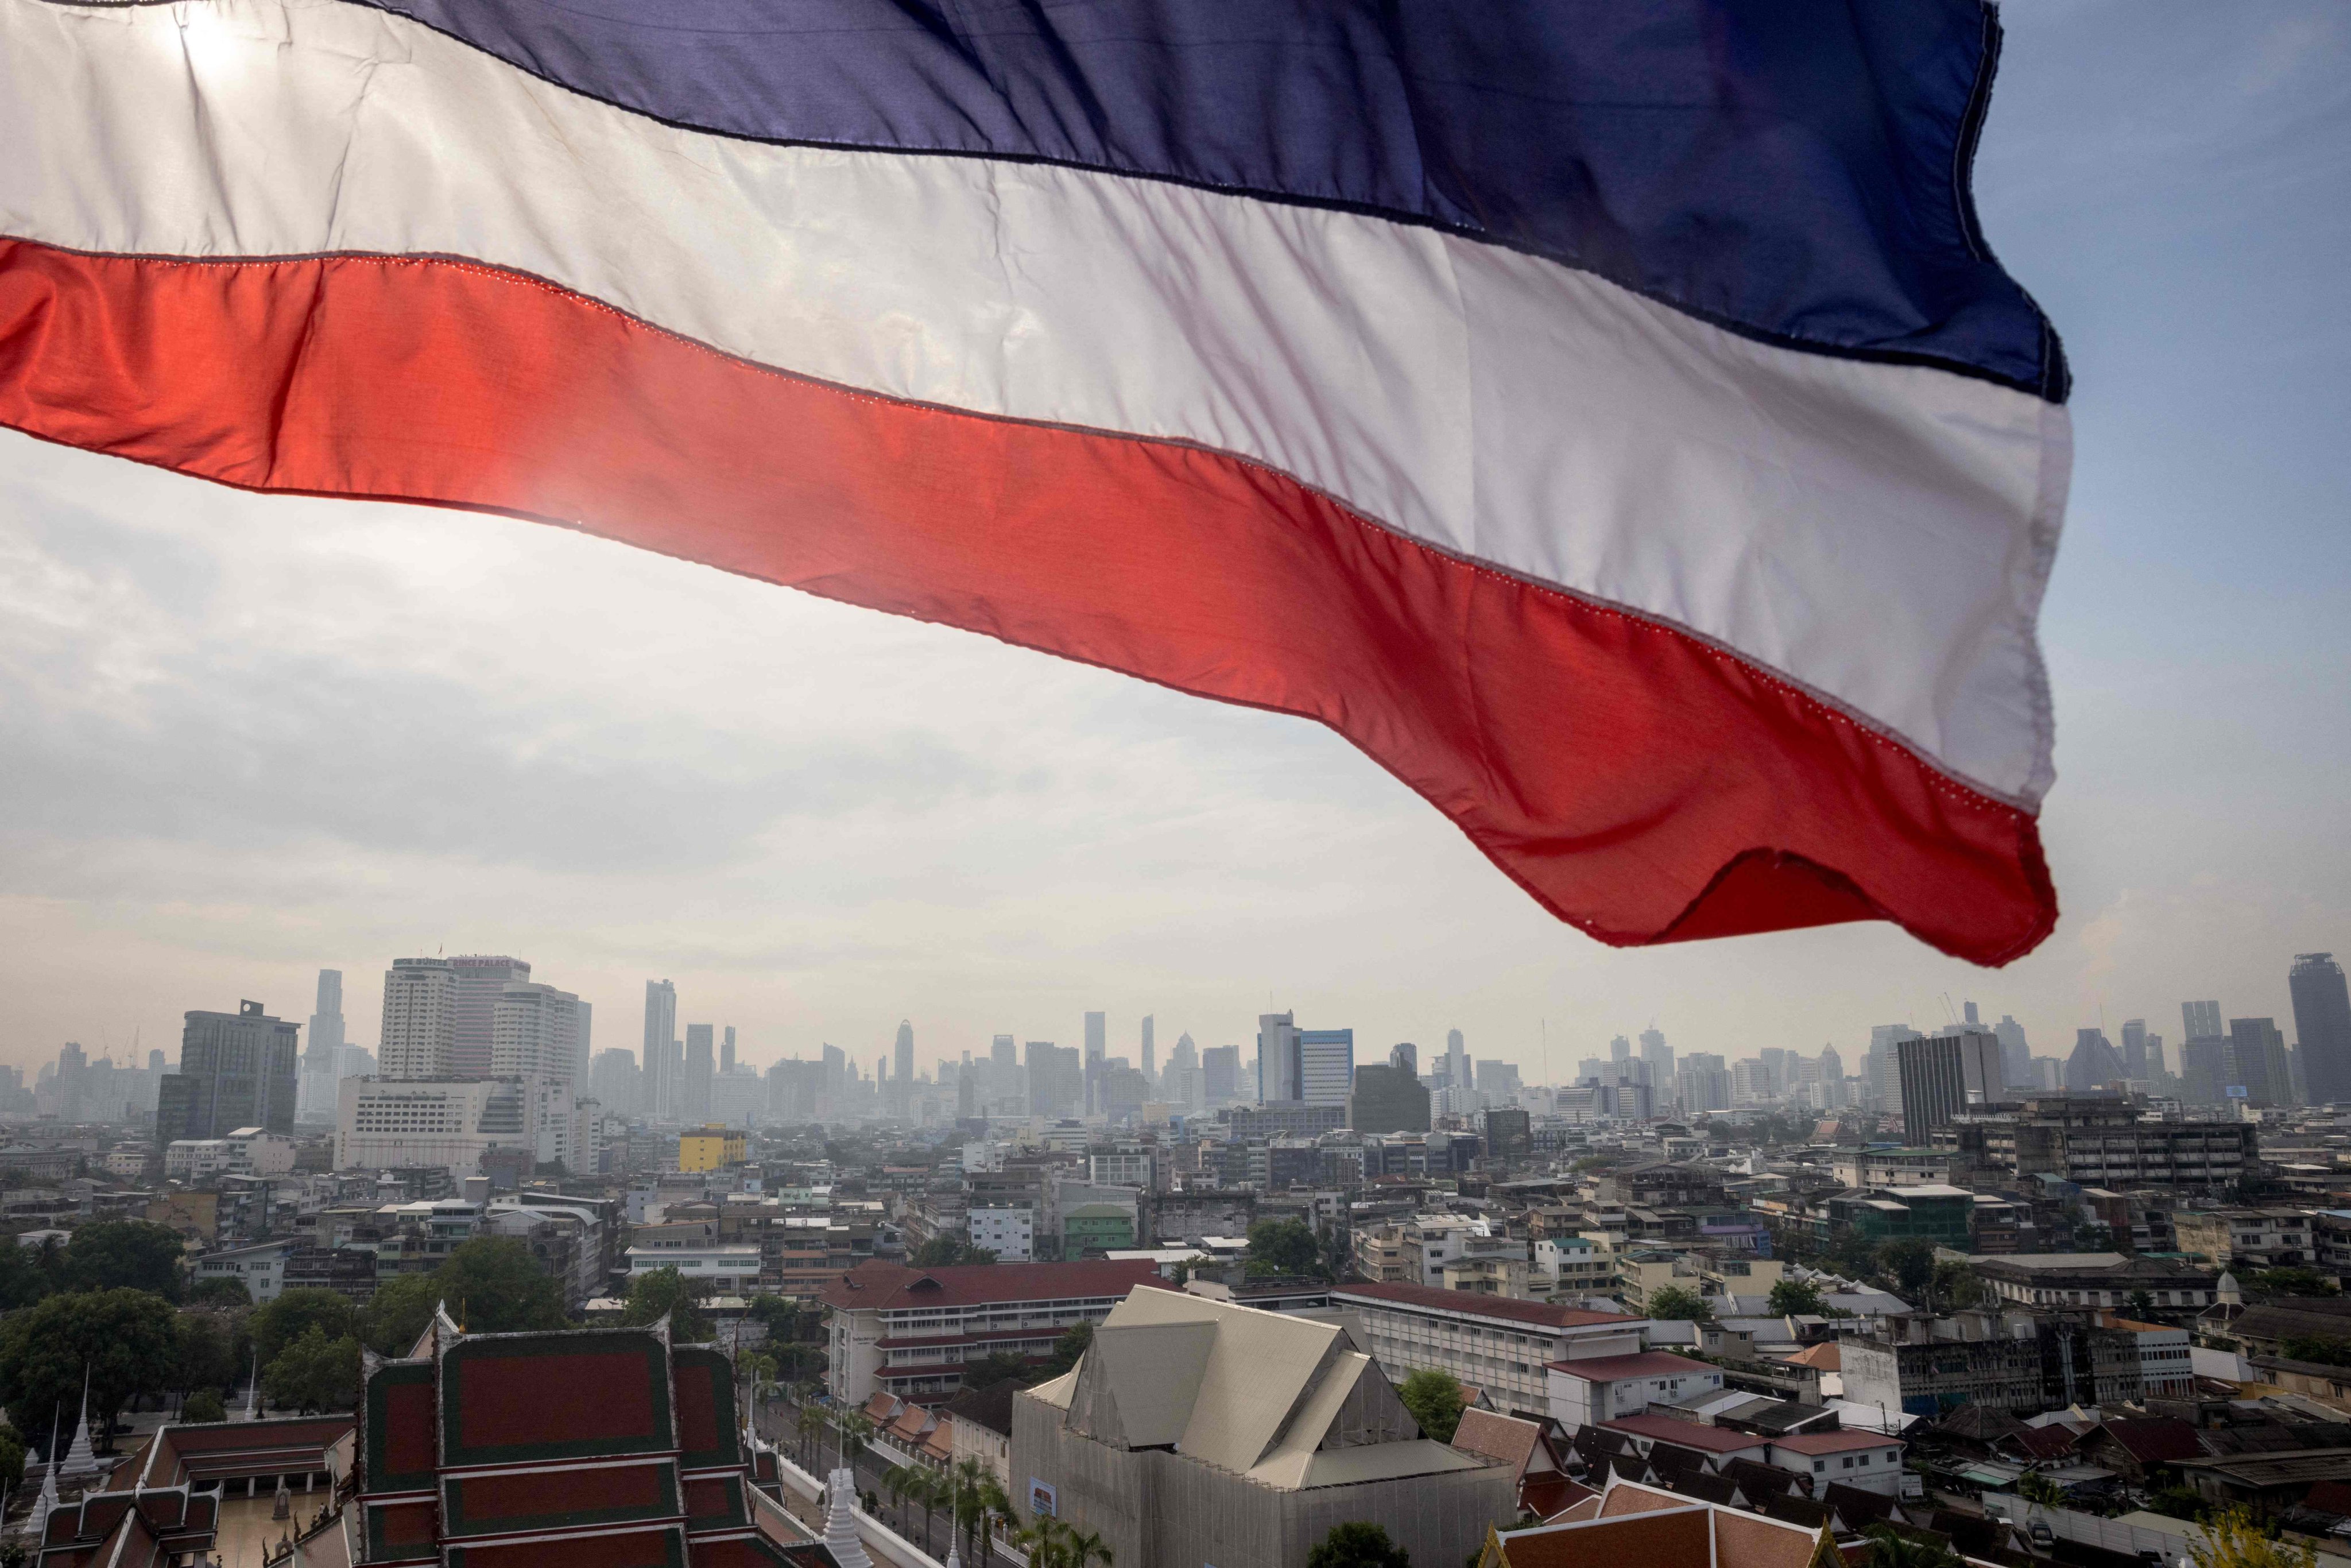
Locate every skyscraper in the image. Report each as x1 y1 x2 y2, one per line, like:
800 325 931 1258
1297 1028 1355 1105
2120 1019 2149 1078
1257 1013 1299 1101
448 955 531 1079
683 1023 716 1120
493 983 583 1082
643 980 677 1118
1444 1028 1468 1094
299 968 348 1118
1897 1027 2004 1136
1349 1044 1431 1134
721 1026 736 1075
1202 1044 1239 1106
991 1034 1017 1073
1610 1035 1631 1063
1140 1015 1155 1086
2064 1028 2124 1091
2292 954 2351 1106
1993 1015 2031 1084
2183 1000 2224 1042
157 999 300 1144
1639 1028 1672 1083
2228 1017 2292 1108
380 958 458 1080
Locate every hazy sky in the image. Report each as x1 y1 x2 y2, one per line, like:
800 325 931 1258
2 1 2346 1086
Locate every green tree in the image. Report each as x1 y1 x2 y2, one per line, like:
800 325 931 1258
622 1266 714 1343
1647 1286 1715 1323
2248 1268 2339 1302
180 1389 227 1423
1397 1367 1465 1443
2190 1505 2316 1568
2280 1335 2351 1368
61 1221 186 1300
0 1428 24 1494
173 1309 240 1401
747 1294 800 1341
1310 1522 1412 1568
363 1272 443 1357
251 1288 359 1366
960 1352 1031 1392
261 1326 362 1414
1862 1525 1963 1568
911 1237 998 1267
0 1241 54 1311
2145 1485 2204 1521
434 1238 566 1335
186 1277 254 1308
0 1288 180 1453
1766 1279 1826 1317
2018 1473 2068 1508
2127 1288 2159 1319
1933 1260 1988 1311
1037 1322 1093 1379
1244 1218 1322 1279
1876 1239 1936 1298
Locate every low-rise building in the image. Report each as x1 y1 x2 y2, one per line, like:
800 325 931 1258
1547 1352 1724 1430
1535 1235 1617 1296
820 1257 1167 1405
1830 1148 1954 1188
1972 1252 2221 1314
1330 1280 1643 1419
192 1239 295 1303
1818 1186 1974 1249
678 1124 747 1172
971 1206 1036 1262
1945 1097 2257 1188
2172 1208 2314 1272
624 1241 762 1294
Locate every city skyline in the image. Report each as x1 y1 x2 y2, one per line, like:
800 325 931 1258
1 3 2345 1088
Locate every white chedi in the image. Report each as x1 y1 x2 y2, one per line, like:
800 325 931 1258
823 1466 875 1568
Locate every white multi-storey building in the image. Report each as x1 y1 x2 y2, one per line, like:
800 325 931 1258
970 1206 1035 1262
1330 1280 1647 1419
491 982 582 1082
379 958 457 1081
820 1258 1164 1404
335 1076 580 1175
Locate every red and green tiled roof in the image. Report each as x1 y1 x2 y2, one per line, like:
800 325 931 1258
693 1535 804 1567
443 1459 682 1539
365 1497 441 1564
441 1332 676 1468
684 1473 750 1534
445 1522 691 1568
366 1360 441 1495
674 1344 743 1473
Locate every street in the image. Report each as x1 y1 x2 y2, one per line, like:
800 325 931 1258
756 1395 1027 1568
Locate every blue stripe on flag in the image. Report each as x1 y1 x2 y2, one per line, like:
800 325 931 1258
352 0 2063 398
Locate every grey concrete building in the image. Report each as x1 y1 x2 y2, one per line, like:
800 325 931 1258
2292 954 2351 1107
1348 1043 1431 1134
157 999 299 1145
1012 1288 1512 1568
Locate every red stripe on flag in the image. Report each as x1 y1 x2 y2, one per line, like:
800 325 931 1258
0 240 2055 961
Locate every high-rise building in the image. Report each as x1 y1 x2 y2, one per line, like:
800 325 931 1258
2292 955 2351 1107
493 983 583 1082
2120 1019 2149 1079
2181 1037 2228 1106
1140 1015 1155 1086
1610 1034 1631 1063
1638 1028 1673 1084
1297 1028 1355 1105
448 955 530 1079
642 980 677 1118
1202 1044 1240 1106
297 968 348 1120
721 1026 736 1075
1867 1025 1920 1110
894 1020 915 1087
683 1024 715 1120
2064 1028 2124 1091
1994 1015 2031 1083
157 999 300 1144
1445 1029 1468 1095
2228 1017 2292 1108
1258 1013 1299 1102
1897 1028 2005 1137
1025 1040 1081 1117
379 958 458 1080
588 1048 641 1115
2183 1000 2224 1042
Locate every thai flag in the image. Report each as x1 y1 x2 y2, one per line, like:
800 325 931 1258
0 0 2067 962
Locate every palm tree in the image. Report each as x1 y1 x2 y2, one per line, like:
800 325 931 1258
1020 1515 1068 1568
952 1458 989 1561
913 1465 950 1551
1067 1525 1114 1568
1862 1524 1961 1568
795 1400 826 1472
976 1473 1014 1567
885 1465 919 1534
